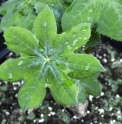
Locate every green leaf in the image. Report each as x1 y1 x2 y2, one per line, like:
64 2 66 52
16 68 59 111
97 0 122 41
33 6 57 47
81 79 101 97
0 57 43 82
76 74 101 97
0 0 19 14
53 23 91 54
60 53 105 79
57 109 70 124
0 0 37 31
16 12 36 30
62 0 122 41
49 71 79 105
62 0 102 30
0 11 22 31
4 27 41 56
18 74 46 111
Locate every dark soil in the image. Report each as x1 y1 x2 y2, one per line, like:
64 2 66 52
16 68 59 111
0 39 122 124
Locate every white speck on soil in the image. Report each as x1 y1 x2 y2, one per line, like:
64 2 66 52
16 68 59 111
101 92 104 96
89 95 93 101
48 107 52 111
39 118 44 122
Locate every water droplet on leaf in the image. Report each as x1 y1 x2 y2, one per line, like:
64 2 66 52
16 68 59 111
65 42 68 45
84 37 87 40
67 45 72 49
18 61 23 66
72 34 76 38
45 83 51 88
82 29 87 31
85 63 90 70
73 39 78 46
43 22 48 27
88 9 92 12
8 73 12 79
87 17 92 21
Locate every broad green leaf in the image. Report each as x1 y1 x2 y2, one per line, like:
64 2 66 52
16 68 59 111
0 11 22 31
33 6 57 47
0 57 43 82
49 71 79 105
34 0 66 33
62 0 102 30
18 75 46 111
0 0 36 31
16 13 36 30
0 10 36 32
76 74 101 97
4 27 41 56
0 0 19 14
57 109 70 124
52 23 91 54
97 0 122 41
80 80 102 97
59 54 105 79
62 0 122 41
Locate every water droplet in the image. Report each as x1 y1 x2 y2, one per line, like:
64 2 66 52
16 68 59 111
8 73 12 79
67 45 72 49
18 61 23 66
84 37 87 40
85 63 90 70
82 30 87 31
87 17 92 21
88 9 92 12
65 62 69 66
65 42 68 45
72 34 76 38
43 22 48 27
45 83 51 88
73 39 78 46
50 4 54 6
